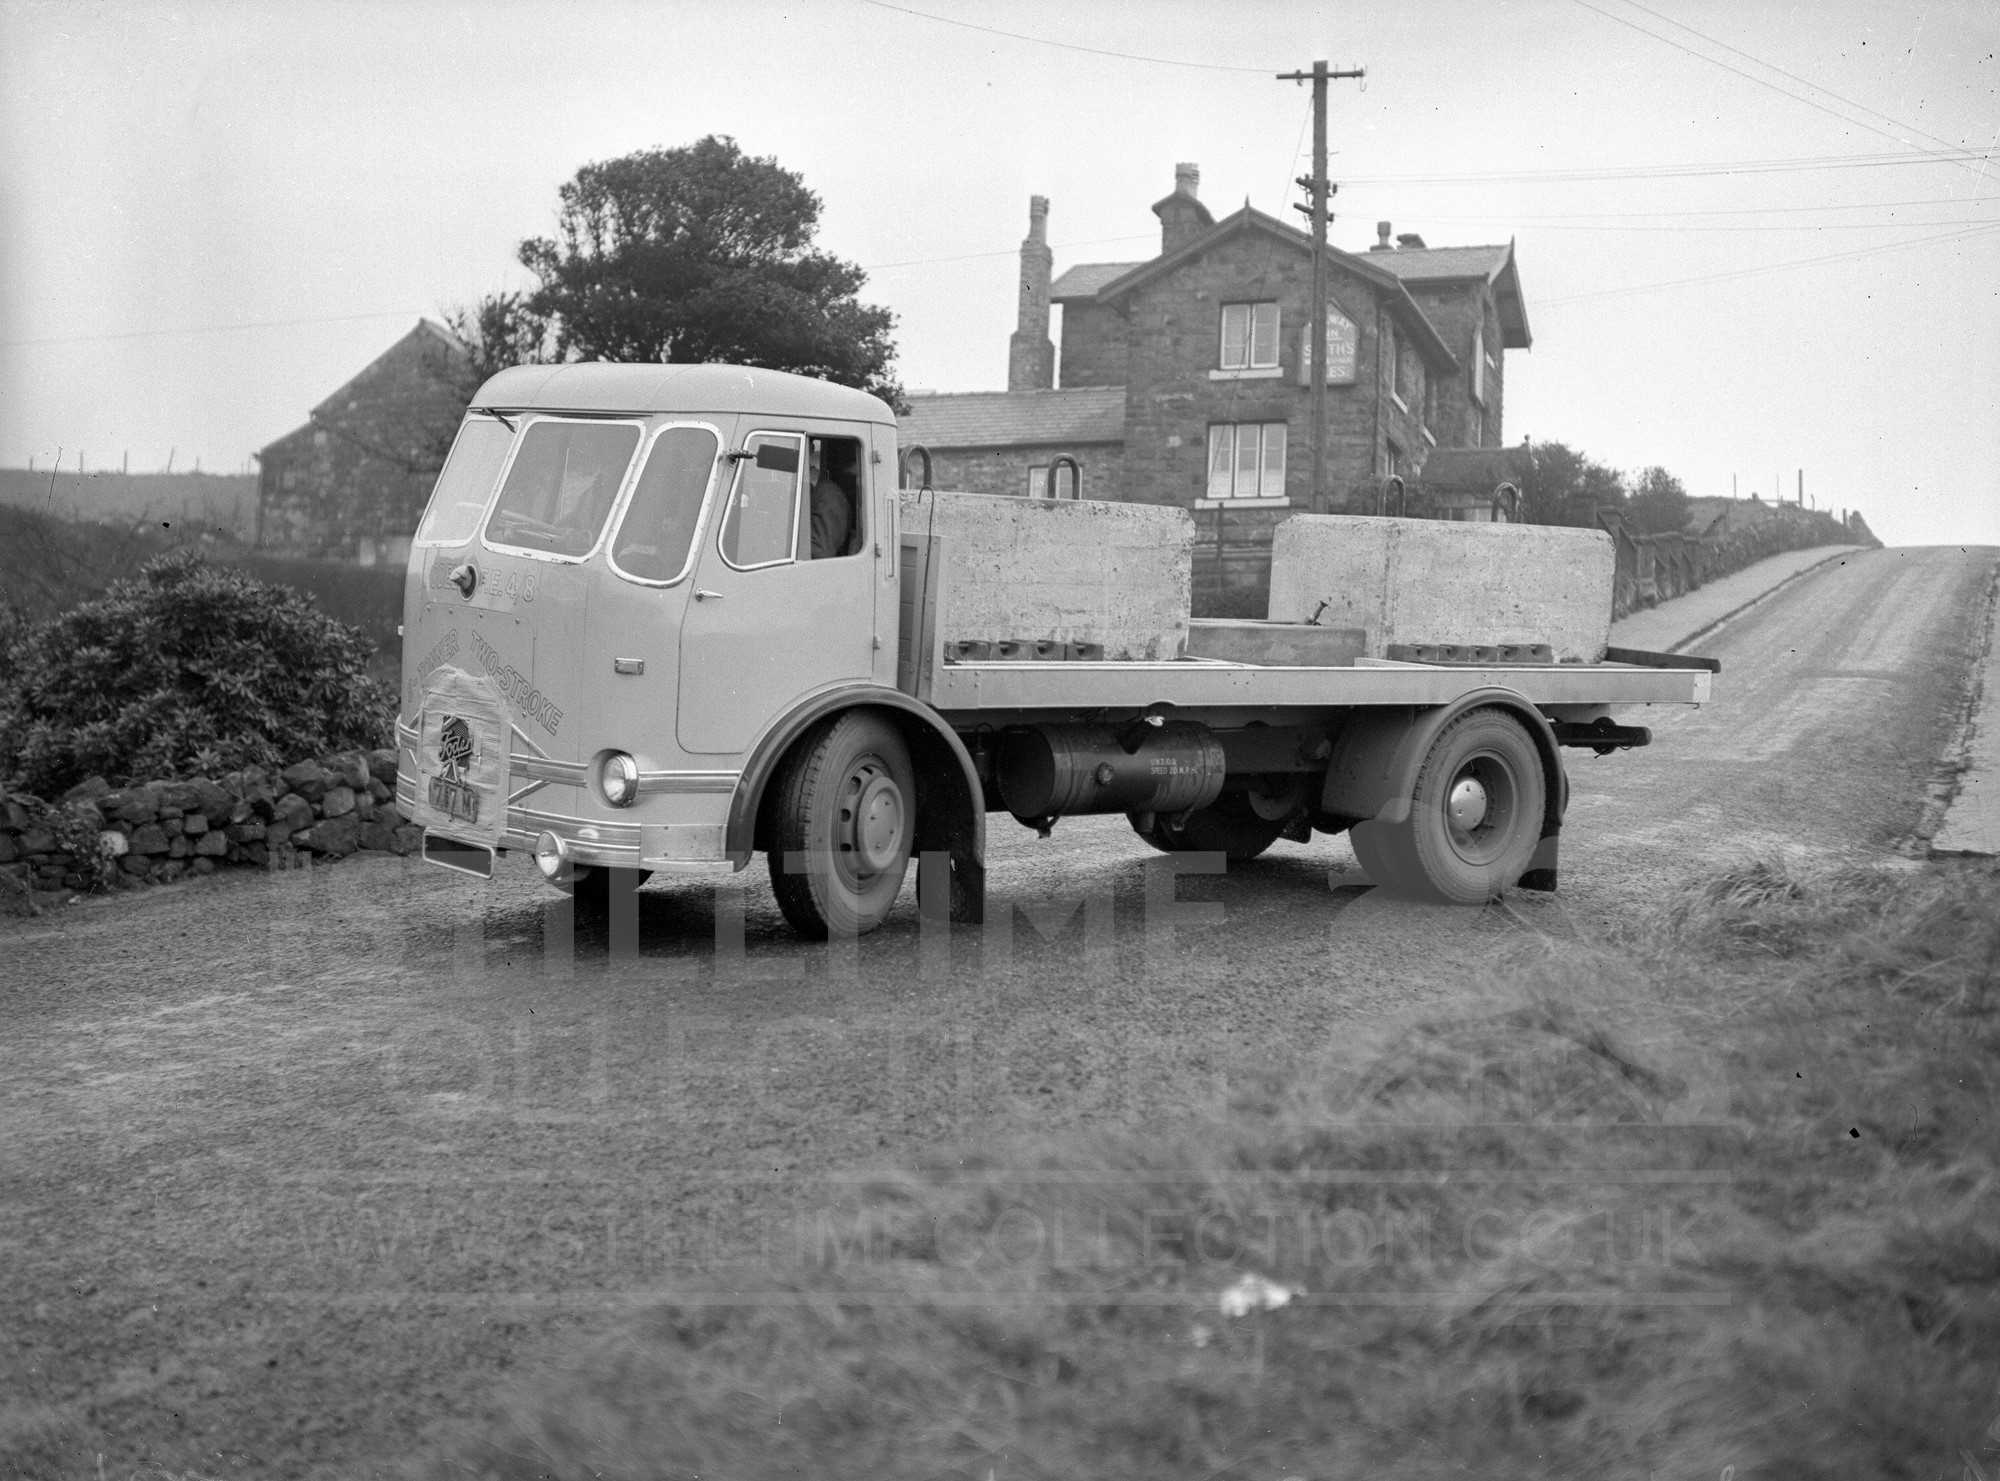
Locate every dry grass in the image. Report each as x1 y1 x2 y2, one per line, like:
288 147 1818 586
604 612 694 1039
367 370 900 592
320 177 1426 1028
430 858 2000 1481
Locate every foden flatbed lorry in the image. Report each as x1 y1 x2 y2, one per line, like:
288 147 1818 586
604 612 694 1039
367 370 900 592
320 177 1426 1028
397 364 1715 939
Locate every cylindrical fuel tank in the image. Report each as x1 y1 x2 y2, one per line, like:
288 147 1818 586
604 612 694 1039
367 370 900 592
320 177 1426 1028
996 723 1227 818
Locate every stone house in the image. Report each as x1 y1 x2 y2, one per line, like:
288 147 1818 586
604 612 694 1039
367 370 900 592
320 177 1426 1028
898 166 1532 607
256 319 471 564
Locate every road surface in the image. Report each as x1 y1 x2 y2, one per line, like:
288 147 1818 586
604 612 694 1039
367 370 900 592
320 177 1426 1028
3 543 1992 1479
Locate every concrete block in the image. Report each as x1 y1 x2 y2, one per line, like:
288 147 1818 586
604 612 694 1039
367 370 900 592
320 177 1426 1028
1267 516 1616 664
899 489 1192 661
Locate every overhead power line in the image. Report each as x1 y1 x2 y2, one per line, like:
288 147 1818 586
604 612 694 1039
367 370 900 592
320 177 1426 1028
1539 220 2000 308
1410 194 2000 223
1594 0 1990 178
1480 216 2000 234
1344 146 1994 187
0 308 425 350
855 0 1276 73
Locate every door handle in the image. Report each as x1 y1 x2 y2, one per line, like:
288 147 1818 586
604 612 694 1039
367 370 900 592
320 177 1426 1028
694 588 722 601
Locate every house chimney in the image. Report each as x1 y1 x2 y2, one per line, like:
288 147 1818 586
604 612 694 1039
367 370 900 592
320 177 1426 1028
1395 231 1427 250
1155 162 1214 255
1007 194 1055 392
1371 221 1394 252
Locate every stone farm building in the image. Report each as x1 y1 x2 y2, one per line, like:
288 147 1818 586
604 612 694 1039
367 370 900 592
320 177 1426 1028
898 165 1533 608
256 319 471 565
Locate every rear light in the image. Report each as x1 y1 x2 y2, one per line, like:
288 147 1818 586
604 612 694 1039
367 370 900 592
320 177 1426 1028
596 751 640 807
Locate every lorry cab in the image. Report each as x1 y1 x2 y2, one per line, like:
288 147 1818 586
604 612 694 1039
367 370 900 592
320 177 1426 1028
397 363 985 938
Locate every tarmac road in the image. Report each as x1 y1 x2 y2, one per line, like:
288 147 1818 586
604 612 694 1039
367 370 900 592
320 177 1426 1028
3 542 1993 1480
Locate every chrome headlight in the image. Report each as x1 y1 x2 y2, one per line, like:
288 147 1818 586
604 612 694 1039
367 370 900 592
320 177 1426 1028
596 750 640 807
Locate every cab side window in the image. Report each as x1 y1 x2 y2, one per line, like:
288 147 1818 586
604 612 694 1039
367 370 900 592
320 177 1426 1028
719 432 804 568
804 435 865 560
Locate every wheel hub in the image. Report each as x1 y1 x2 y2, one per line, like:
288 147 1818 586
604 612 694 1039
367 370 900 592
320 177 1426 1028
849 769 907 873
1447 774 1490 832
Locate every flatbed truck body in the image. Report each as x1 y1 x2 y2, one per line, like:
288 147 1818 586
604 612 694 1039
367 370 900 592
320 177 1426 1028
395 363 1713 938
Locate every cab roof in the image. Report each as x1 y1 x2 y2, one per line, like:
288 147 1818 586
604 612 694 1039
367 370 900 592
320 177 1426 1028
471 362 898 426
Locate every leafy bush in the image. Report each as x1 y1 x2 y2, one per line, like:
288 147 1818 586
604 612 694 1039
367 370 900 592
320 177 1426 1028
0 550 394 796
231 552 404 664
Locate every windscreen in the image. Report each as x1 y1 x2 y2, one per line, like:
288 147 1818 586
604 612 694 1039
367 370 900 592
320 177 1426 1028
482 419 642 558
415 416 513 544
610 425 720 583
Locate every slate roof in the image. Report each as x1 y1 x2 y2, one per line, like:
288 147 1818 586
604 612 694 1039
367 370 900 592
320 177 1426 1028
1064 206 1460 372
1367 245 1512 284
1369 242 1532 349
1056 236 1532 353
1051 262 1145 301
309 319 466 423
898 387 1126 449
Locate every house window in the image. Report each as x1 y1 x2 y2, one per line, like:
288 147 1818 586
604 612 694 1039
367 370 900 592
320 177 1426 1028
1471 323 1486 406
1206 423 1287 500
1027 462 1083 499
1382 439 1405 478
1219 302 1280 371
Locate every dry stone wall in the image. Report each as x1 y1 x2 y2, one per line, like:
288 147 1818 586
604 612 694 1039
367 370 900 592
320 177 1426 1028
0 748 419 910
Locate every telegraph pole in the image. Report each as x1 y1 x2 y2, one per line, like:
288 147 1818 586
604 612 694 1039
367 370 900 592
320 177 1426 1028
1279 58 1364 512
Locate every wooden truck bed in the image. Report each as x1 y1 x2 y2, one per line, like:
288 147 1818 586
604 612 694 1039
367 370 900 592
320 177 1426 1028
921 653 1712 716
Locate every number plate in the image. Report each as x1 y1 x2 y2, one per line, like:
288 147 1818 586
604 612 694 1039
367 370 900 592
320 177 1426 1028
412 683 511 847
427 774 483 824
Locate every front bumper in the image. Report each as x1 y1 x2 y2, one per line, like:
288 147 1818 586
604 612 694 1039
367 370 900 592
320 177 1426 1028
395 714 740 871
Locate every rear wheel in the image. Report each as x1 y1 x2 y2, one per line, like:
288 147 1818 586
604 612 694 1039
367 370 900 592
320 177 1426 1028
1350 707 1546 904
768 712 915 939
1129 791 1289 862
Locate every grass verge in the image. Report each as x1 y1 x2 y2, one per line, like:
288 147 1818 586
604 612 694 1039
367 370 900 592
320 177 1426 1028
431 857 2000 1480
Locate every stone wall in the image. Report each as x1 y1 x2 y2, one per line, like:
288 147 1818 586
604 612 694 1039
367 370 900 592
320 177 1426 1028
0 750 418 912
908 442 1124 502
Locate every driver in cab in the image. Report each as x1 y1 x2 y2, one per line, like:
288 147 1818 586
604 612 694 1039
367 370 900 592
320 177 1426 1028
808 439 851 560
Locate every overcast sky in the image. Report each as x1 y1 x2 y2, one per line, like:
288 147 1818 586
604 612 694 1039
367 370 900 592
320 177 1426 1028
2 0 1994 547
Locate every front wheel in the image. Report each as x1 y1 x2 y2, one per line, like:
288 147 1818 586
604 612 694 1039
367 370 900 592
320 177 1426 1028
767 712 915 939
1350 707 1547 904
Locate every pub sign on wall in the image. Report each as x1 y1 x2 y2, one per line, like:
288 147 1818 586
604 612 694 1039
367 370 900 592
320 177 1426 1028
1296 305 1359 386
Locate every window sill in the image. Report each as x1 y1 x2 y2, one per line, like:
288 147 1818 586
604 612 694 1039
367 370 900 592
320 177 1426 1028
1196 497 1290 511
1209 366 1284 381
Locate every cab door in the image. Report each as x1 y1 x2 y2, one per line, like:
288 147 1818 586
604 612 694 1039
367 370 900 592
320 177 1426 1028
676 425 877 755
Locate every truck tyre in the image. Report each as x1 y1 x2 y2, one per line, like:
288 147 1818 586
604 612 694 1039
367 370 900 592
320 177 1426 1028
1350 707 1546 904
767 712 915 939
1129 792 1288 861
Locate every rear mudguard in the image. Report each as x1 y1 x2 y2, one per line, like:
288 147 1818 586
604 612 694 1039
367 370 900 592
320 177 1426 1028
1320 688 1568 892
